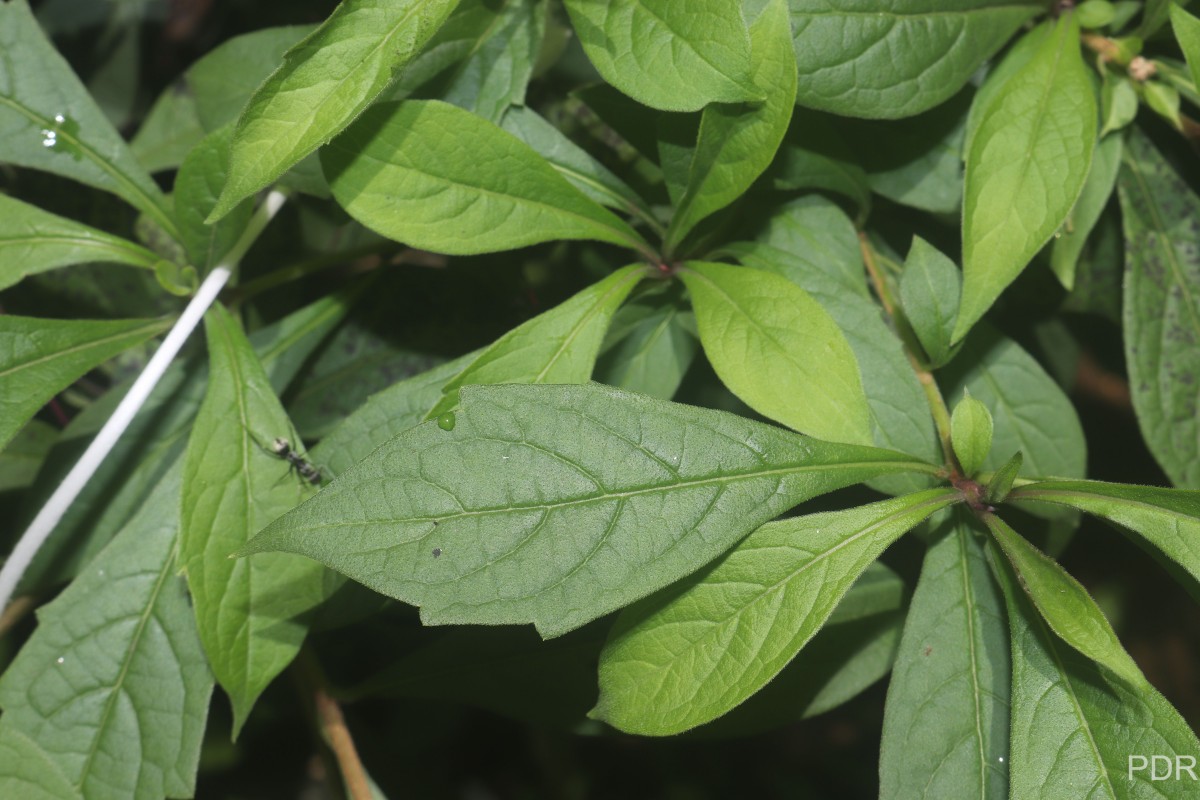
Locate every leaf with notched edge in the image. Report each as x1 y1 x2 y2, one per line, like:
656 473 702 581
240 383 937 638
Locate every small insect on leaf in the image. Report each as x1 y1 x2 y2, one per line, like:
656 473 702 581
436 412 456 431
271 437 323 485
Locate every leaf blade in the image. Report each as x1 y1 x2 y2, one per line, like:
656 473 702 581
563 0 760 112
242 383 936 637
0 464 212 800
322 100 650 255
180 306 328 733
1118 129 1200 488
665 0 797 251
789 0 1040 118
680 261 873 445
956 15 1097 341
594 489 959 735
0 0 177 238
0 315 169 452
210 0 461 219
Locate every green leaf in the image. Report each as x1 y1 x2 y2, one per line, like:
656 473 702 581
314 351 481 478
595 298 698 399
129 81 205 174
563 0 760 112
789 0 1040 119
429 265 646 417
186 26 315 132
592 489 959 735
1118 129 1200 488
1050 132 1122 290
664 0 796 252
0 420 56 492
680 261 872 445
879 512 1009 800
0 0 177 239
1008 479 1200 598
726 199 940 487
956 16 1097 342
322 100 651 256
16 292 350 596
1076 0 1115 29
962 22 1049 155
0 194 162 292
900 236 962 368
852 89 971 215
499 106 649 217
984 513 1144 687
0 315 168 453
951 390 994 476
941 328 1086 483
180 306 329 734
397 0 546 122
174 125 254 270
994 545 1200 800
768 120 872 213
696 561 908 736
241 383 938 637
1099 73 1138 138
986 450 1022 503
0 464 212 800
209 0 460 220
1172 4 1200 93
0 724 80 800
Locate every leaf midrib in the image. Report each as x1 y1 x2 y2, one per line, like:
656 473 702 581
0 319 166 380
264 457 939 536
0 95 177 240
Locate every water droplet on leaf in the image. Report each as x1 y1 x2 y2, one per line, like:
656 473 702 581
436 412 456 431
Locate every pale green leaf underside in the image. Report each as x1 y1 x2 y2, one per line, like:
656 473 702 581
241 383 935 637
879 512 1009 800
680 261 873 446
957 15 1096 342
1010 480 1200 598
1118 129 1200 488
180 306 328 734
210 0 459 219
323 100 649 255
1050 131 1122 290
0 315 168 453
0 193 161 293
997 552 1200 800
789 0 1040 118
594 489 958 735
563 0 760 112
985 514 1144 688
0 464 211 800
428 265 646 417
0 0 176 238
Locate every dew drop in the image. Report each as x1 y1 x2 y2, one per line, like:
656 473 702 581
999 757 1005 763
436 412 456 431
56 657 65 665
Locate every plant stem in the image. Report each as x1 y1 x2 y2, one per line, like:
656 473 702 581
858 232 961 475
314 688 374 800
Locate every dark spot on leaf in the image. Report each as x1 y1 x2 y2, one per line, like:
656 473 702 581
923 646 933 657
432 548 442 558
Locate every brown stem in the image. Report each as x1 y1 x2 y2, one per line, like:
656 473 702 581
0 595 35 638
314 688 374 800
